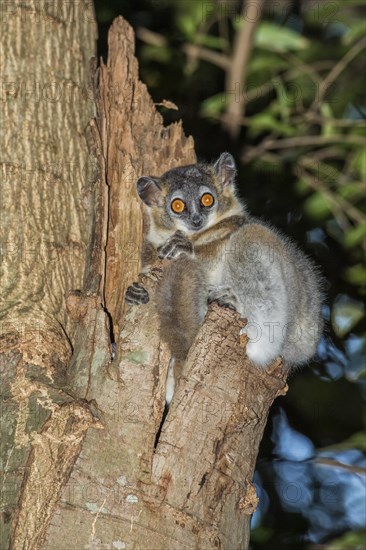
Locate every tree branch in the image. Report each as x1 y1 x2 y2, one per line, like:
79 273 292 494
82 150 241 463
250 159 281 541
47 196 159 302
315 36 366 106
298 158 365 227
224 0 266 139
136 26 231 70
242 134 364 163
314 457 366 476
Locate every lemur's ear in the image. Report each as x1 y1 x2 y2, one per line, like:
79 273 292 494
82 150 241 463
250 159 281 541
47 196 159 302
214 152 236 188
136 176 162 206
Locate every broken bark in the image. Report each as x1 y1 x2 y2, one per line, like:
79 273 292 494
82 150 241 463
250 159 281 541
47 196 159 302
1 12 287 550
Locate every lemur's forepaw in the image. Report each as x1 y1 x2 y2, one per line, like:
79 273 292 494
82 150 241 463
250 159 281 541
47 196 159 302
125 282 149 305
208 287 237 310
157 231 193 260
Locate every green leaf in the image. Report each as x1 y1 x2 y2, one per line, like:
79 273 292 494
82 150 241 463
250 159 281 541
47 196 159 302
332 295 365 337
304 191 333 219
178 15 197 39
320 431 366 452
343 222 366 249
248 112 296 137
295 178 311 196
351 148 366 180
338 183 364 201
193 34 228 50
200 93 227 117
250 526 274 544
176 1 205 39
248 54 289 75
327 529 366 550
320 103 335 138
343 20 366 44
141 44 171 64
345 264 366 287
274 79 291 122
347 432 366 451
254 22 309 53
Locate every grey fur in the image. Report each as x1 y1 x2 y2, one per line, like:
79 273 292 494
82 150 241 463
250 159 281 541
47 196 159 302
132 152 324 396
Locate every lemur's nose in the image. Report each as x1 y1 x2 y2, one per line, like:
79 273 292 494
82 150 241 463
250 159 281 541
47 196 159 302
192 214 202 227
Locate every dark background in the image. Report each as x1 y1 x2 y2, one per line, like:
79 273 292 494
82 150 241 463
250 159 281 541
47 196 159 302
94 1 366 548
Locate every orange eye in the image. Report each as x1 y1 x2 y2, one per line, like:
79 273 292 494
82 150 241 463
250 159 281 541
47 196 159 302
201 193 214 207
171 199 185 213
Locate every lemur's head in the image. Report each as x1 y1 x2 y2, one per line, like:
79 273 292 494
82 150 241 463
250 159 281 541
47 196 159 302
136 152 243 237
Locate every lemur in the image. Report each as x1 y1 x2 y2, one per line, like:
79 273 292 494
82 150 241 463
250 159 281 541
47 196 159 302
125 153 324 403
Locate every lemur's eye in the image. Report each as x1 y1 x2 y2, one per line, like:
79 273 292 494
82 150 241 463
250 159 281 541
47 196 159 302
201 193 214 207
171 199 185 213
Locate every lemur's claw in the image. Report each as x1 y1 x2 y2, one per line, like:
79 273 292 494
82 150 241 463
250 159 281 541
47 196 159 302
208 287 237 310
157 232 193 260
125 282 149 305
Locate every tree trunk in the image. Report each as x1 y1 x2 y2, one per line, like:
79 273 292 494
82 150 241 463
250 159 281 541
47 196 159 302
1 2 97 548
1 12 287 550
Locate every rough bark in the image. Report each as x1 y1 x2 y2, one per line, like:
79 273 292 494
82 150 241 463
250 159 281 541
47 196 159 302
1 12 288 550
1 2 97 548
101 20 196 334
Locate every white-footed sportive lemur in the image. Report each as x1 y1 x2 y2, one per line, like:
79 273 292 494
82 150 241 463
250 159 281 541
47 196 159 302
125 153 324 403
